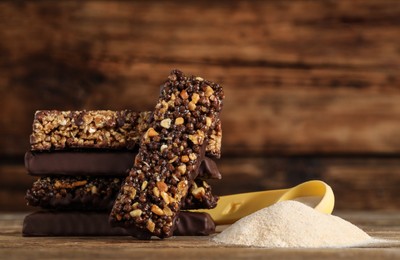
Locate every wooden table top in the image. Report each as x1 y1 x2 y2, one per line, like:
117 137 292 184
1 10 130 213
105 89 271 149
1 212 399 259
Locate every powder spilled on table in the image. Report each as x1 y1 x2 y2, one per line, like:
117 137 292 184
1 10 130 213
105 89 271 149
212 200 377 248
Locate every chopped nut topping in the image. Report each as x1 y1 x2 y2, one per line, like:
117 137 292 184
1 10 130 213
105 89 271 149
168 156 178 163
177 164 187 174
156 181 168 192
205 86 214 97
163 206 173 216
72 180 87 187
125 187 137 199
188 102 196 111
91 186 98 194
160 144 168 152
191 93 200 104
206 117 212 127
159 101 169 114
151 204 165 216
188 153 197 161
180 89 189 100
129 209 143 217
146 219 156 232
177 180 188 198
146 128 159 137
160 118 171 129
141 181 148 191
181 155 190 163
161 191 170 204
192 187 206 199
175 117 184 125
153 187 160 197
195 76 204 81
54 181 62 189
188 130 205 145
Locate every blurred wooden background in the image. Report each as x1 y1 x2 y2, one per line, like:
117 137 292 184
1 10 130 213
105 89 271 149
1 1 399 211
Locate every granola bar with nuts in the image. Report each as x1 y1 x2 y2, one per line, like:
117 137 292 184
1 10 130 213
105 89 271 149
25 176 123 211
30 110 150 151
109 69 224 238
29 110 222 157
25 177 218 211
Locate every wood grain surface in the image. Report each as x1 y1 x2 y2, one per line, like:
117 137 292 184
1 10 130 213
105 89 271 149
0 212 399 259
1 0 400 211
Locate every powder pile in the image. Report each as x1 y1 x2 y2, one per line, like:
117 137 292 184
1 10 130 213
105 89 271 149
212 200 375 248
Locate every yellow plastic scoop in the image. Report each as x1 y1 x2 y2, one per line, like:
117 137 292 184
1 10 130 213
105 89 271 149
197 180 335 225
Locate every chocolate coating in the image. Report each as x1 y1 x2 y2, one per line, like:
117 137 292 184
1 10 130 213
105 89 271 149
25 151 136 176
25 151 220 179
22 211 215 237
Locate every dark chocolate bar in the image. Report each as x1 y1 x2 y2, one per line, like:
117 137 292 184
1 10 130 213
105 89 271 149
26 176 218 211
25 151 136 176
110 70 224 238
22 211 215 237
25 151 221 179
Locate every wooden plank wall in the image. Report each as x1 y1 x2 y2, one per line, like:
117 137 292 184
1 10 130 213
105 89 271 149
0 0 399 211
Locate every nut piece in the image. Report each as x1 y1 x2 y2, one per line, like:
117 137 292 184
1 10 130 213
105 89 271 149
188 102 196 111
177 180 188 198
195 76 204 81
160 118 171 129
192 187 206 199
146 128 159 137
180 90 189 100
206 117 212 127
189 130 205 145
191 93 200 104
188 153 197 161
177 164 187 174
141 181 148 191
128 188 137 199
163 206 173 216
54 180 62 189
181 155 189 163
72 180 87 187
153 187 160 197
151 204 165 216
156 181 168 192
168 156 178 163
160 144 168 152
146 219 155 232
90 186 98 194
129 209 143 217
161 191 170 204
175 117 184 125
205 86 214 97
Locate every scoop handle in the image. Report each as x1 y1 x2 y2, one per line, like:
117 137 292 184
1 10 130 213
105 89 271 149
196 180 334 225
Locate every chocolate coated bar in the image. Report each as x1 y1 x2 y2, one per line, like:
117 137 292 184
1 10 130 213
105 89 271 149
110 70 224 238
25 151 221 179
25 151 136 176
23 211 215 237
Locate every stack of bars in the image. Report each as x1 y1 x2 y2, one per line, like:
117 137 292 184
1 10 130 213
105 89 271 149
22 70 225 238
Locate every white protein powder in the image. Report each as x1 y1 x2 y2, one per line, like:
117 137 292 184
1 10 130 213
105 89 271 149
212 200 376 248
